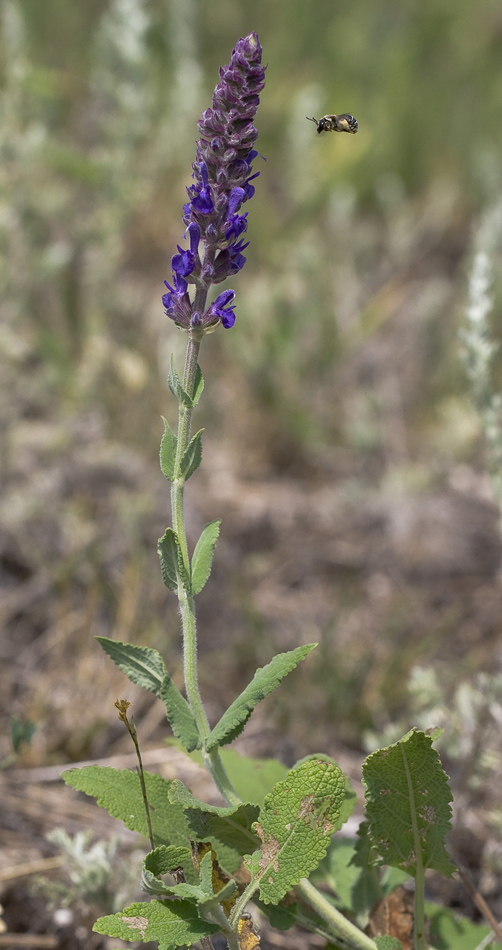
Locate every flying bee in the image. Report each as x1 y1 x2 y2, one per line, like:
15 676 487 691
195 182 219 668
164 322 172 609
306 113 358 135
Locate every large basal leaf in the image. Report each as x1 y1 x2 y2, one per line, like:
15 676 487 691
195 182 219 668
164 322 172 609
191 519 221 595
93 898 219 948
206 644 317 751
63 766 190 848
169 780 260 873
362 729 457 878
95 637 166 696
246 755 346 904
159 672 200 752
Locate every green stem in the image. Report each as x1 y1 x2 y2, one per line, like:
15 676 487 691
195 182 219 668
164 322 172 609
171 332 210 740
296 879 377 950
204 747 241 806
170 329 241 803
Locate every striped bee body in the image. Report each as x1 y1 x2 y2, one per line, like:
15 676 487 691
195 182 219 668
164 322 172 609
306 113 358 134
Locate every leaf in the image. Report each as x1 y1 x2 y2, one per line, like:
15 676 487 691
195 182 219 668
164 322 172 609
192 364 204 407
159 416 177 481
142 846 196 898
142 847 207 900
168 357 193 408
362 728 457 878
158 528 189 593
245 754 346 904
62 766 190 848
180 428 203 481
159 672 200 752
169 780 260 873
426 901 502 950
95 638 166 696
93 898 219 947
206 644 318 751
157 528 179 593
374 938 402 950
312 837 365 912
182 745 289 806
145 845 192 875
191 520 221 595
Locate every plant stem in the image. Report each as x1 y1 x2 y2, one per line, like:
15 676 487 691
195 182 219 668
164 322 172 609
170 330 240 805
297 879 377 950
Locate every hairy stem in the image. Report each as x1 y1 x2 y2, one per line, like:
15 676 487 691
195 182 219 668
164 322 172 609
297 879 377 950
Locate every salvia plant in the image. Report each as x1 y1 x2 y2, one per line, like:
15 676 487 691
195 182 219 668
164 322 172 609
63 33 498 950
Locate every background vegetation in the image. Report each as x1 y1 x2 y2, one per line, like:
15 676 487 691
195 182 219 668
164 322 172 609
2 0 502 935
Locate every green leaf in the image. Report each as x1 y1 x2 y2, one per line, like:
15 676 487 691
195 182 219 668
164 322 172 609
312 838 365 912
142 846 196 898
145 845 192 875
426 901 502 950
178 744 289 806
158 528 179 593
245 754 346 903
160 672 200 752
62 766 190 848
362 728 457 878
159 416 177 481
206 644 318 751
93 898 219 947
158 528 189 593
169 780 260 873
374 938 402 950
168 357 193 408
180 428 203 481
192 364 204 407
95 638 166 696
191 519 221 595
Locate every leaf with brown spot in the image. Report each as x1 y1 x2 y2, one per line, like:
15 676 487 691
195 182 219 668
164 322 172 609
245 755 346 903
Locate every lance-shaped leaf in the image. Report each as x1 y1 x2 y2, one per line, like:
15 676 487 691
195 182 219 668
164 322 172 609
62 766 190 848
362 729 457 878
95 638 166 696
192 364 204 407
191 520 221 595
180 428 203 481
206 644 317 751
168 358 193 408
159 416 177 481
169 780 260 873
158 528 189 593
159 672 200 752
93 898 219 947
245 755 346 904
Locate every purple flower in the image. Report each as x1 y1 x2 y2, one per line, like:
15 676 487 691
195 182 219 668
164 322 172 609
204 290 237 329
163 33 265 332
171 223 201 280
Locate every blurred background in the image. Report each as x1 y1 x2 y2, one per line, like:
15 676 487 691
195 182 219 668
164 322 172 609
2 0 502 943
